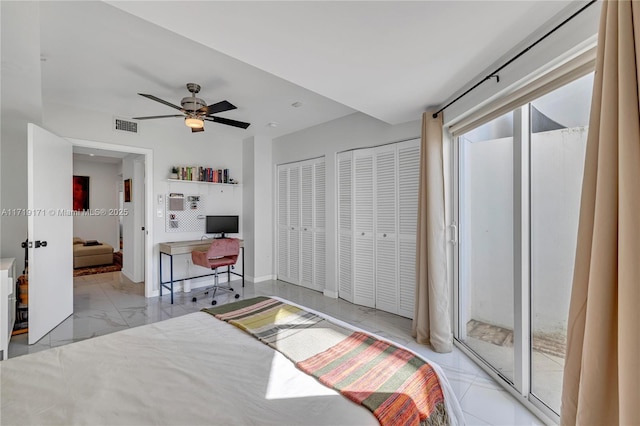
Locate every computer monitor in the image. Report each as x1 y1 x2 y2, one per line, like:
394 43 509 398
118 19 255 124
205 215 239 239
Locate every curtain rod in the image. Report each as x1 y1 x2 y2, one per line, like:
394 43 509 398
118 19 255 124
432 0 597 119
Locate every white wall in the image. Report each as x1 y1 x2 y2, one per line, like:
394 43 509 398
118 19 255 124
242 137 255 279
530 128 586 334
464 127 587 335
243 135 274 282
463 136 515 329
273 112 420 296
0 2 43 273
72 159 120 249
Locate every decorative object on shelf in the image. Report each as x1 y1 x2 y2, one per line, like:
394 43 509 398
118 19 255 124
73 175 89 211
169 167 179 180
124 178 132 202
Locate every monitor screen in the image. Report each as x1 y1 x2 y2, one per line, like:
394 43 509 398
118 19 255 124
205 215 239 237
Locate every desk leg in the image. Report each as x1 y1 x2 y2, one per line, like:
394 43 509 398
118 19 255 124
170 253 174 304
159 253 163 297
242 246 245 288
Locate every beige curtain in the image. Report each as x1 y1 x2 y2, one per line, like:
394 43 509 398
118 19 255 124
561 1 640 424
412 112 452 353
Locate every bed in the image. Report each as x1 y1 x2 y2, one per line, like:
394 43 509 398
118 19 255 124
0 297 464 425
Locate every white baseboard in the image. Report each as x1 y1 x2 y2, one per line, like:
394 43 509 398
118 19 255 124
323 289 338 298
121 268 135 282
247 274 275 283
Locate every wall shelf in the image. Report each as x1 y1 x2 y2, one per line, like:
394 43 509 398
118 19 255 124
166 179 242 187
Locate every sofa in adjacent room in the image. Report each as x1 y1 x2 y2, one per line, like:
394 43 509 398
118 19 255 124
73 237 114 268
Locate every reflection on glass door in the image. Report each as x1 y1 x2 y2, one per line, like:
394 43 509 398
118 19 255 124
459 111 515 382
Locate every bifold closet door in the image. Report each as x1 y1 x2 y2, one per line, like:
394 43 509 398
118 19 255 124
277 158 326 291
337 139 420 318
300 163 314 288
397 140 420 319
312 161 326 291
337 152 354 303
277 166 291 282
375 144 398 314
288 166 301 285
299 160 326 291
353 149 375 308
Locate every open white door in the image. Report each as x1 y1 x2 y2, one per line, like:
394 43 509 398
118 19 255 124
27 124 73 344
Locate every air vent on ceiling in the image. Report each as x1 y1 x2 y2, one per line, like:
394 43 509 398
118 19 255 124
114 117 138 133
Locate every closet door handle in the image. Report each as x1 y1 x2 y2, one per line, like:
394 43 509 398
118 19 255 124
449 223 458 245
383 233 387 237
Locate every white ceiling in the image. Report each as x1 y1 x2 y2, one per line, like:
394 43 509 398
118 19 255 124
39 1 585 139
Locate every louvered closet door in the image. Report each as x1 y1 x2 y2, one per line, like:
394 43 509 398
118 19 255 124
397 140 421 319
353 149 375 308
313 160 326 291
337 152 353 302
300 162 314 289
288 166 301 285
277 166 290 282
375 145 399 314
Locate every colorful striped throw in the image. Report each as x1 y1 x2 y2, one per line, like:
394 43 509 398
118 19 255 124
203 297 449 426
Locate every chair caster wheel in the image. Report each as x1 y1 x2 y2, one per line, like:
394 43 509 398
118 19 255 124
229 288 234 292
234 294 240 299
192 297 197 302
211 300 217 306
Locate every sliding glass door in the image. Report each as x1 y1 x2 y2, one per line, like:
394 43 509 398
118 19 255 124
458 111 515 383
455 72 593 417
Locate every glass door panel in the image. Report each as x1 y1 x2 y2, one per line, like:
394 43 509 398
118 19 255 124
459 111 515 382
529 72 593 412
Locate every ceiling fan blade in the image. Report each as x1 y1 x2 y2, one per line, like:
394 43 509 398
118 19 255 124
204 100 237 115
138 93 184 112
191 127 205 133
132 114 184 120
205 116 251 129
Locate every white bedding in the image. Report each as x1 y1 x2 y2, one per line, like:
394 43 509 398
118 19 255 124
0 300 464 425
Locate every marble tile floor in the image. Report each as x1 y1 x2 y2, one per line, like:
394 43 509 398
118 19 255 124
9 271 545 426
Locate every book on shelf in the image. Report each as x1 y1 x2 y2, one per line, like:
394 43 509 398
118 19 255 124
171 165 232 183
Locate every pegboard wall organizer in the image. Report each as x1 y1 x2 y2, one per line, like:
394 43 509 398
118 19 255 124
165 193 205 232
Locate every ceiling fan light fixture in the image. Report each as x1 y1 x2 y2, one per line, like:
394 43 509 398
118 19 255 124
185 117 204 129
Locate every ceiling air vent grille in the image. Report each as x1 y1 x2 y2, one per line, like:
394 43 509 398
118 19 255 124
114 118 138 133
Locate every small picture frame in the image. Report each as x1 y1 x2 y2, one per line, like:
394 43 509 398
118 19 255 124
124 179 132 202
73 175 90 211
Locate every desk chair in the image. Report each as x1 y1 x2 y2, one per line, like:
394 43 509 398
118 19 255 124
191 238 241 305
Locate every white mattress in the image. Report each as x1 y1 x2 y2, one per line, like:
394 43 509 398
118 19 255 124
0 300 464 425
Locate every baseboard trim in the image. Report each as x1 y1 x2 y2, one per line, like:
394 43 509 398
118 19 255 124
248 274 275 283
121 268 135 282
323 289 338 298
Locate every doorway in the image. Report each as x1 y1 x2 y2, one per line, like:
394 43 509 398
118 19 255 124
70 139 153 297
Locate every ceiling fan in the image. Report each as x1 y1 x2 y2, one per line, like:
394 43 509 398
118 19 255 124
132 83 251 133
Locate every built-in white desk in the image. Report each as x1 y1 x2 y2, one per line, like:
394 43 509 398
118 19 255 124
159 239 244 304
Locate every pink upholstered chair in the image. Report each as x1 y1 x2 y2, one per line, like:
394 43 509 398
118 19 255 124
191 238 241 305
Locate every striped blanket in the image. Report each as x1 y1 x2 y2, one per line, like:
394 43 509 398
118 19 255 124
203 297 449 426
